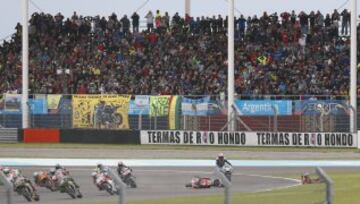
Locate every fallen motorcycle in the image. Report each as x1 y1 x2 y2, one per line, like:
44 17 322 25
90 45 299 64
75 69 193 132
185 176 221 189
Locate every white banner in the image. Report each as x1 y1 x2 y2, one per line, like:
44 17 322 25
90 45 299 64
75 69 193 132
140 131 358 148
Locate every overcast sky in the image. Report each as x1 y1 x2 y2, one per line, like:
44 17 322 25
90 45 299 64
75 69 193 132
0 0 357 40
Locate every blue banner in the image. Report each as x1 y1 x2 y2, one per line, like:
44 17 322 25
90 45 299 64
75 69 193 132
29 99 48 114
182 96 211 116
128 95 150 115
294 100 349 115
235 100 292 116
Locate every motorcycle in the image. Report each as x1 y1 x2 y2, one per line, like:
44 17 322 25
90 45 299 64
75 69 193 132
14 177 40 202
62 177 82 199
119 167 137 188
94 104 122 129
185 176 221 189
94 172 119 195
33 171 56 191
220 163 233 182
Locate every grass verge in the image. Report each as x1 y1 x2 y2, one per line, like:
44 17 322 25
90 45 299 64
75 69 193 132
82 172 360 204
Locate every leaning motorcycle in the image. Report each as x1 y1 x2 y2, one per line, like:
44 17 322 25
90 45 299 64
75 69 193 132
14 177 40 202
96 173 119 195
120 168 137 188
62 176 82 199
220 163 233 182
33 171 56 191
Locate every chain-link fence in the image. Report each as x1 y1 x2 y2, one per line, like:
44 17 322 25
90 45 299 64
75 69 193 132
0 94 355 132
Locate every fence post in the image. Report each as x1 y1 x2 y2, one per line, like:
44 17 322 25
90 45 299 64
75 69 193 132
0 171 13 204
154 106 157 130
214 168 232 204
138 111 143 130
108 169 126 204
271 106 278 132
316 167 333 204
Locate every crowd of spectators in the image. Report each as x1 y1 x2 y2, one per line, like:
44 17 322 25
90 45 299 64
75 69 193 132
0 9 357 95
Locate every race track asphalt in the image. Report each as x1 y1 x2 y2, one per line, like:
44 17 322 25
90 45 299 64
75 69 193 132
0 167 302 204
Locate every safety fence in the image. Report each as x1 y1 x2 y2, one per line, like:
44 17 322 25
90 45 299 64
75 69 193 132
0 94 356 132
2 128 357 148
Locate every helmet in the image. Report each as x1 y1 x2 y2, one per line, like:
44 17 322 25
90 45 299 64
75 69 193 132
2 168 10 175
55 164 61 170
118 162 124 168
218 153 224 159
97 163 103 169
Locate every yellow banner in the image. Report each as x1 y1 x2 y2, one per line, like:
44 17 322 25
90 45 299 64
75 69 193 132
72 95 131 129
47 95 62 110
150 96 170 117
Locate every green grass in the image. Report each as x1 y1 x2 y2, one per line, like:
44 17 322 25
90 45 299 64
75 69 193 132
81 172 360 204
0 143 359 153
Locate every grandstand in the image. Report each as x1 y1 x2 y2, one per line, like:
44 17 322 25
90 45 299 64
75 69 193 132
0 1 360 204
0 9 356 95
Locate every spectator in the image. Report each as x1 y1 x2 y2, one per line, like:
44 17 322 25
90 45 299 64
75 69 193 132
341 9 350 35
145 11 154 32
0 10 356 96
131 12 140 33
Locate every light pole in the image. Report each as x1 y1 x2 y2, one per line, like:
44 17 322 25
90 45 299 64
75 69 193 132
22 0 29 128
350 0 357 134
227 0 235 131
185 0 191 15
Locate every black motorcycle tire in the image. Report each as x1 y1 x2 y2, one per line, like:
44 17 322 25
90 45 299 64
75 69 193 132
20 184 33 202
65 181 77 199
103 182 114 195
129 177 137 188
185 183 192 188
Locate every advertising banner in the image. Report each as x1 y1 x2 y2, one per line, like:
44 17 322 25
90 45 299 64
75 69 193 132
150 96 171 117
4 94 21 112
28 99 47 114
47 95 62 110
128 95 150 115
181 96 211 116
72 95 131 129
294 100 349 115
141 131 357 148
234 100 292 116
168 96 182 130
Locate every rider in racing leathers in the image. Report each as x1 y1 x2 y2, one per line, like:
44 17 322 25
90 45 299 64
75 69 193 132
1 167 38 193
116 162 133 181
216 153 232 169
92 163 110 190
50 164 79 192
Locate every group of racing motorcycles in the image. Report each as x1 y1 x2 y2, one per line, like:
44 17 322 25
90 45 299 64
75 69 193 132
0 161 137 202
0 153 233 202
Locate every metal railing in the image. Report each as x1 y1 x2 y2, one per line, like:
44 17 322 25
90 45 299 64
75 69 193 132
0 171 13 204
0 94 357 132
316 167 333 204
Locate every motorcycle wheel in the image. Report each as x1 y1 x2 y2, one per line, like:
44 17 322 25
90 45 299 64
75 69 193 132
103 182 114 195
21 185 33 202
129 178 137 188
185 183 192 188
45 179 56 192
65 181 77 199
213 179 221 187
